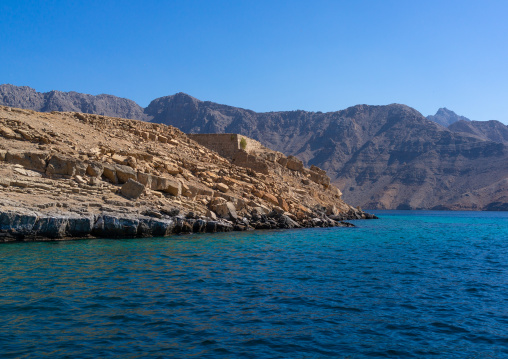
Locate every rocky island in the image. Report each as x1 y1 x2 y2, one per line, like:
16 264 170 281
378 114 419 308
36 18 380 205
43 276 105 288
0 105 374 242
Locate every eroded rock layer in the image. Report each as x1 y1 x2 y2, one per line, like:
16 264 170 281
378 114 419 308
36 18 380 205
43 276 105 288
0 106 372 241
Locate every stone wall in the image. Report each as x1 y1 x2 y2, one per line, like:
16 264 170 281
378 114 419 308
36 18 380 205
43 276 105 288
188 133 265 159
188 134 240 159
188 133 332 188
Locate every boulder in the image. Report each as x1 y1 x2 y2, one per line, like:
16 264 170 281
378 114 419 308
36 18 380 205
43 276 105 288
206 209 217 220
74 175 87 185
0 177 10 187
86 162 104 177
326 205 339 216
209 198 237 220
310 165 326 175
111 154 128 164
252 206 270 215
262 192 279 206
286 156 304 171
216 183 229 193
277 157 288 167
137 172 155 188
278 215 300 229
121 179 145 200
0 125 17 139
278 197 289 212
165 163 180 175
181 182 192 197
155 176 181 196
5 150 49 172
102 163 118 183
115 164 137 183
309 170 331 187
0 150 6 161
46 154 87 177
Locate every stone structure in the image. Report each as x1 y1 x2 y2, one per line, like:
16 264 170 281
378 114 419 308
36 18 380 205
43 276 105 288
188 133 331 188
188 133 264 159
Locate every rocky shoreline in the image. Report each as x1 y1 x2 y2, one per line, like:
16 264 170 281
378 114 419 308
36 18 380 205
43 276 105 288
0 207 376 242
0 106 377 242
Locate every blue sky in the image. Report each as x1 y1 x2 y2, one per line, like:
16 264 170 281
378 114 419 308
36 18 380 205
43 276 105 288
1 0 507 123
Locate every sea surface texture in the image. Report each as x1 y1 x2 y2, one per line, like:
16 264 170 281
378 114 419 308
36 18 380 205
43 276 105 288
1 211 508 358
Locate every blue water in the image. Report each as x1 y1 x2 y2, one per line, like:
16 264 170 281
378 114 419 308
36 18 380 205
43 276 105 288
1 211 508 358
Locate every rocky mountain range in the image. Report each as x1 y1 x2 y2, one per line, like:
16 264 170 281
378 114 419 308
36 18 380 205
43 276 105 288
2 84 507 210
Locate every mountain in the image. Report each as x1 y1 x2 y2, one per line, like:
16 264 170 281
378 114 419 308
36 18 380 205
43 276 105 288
448 120 508 144
427 107 471 127
0 84 150 121
144 94 508 210
2 84 507 210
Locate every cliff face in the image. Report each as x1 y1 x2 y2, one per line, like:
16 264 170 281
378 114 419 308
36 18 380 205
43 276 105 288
0 105 368 241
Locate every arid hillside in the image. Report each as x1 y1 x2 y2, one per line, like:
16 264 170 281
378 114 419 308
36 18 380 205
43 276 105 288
0 106 370 241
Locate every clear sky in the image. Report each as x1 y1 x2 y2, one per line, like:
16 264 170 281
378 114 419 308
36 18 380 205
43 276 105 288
1 0 507 123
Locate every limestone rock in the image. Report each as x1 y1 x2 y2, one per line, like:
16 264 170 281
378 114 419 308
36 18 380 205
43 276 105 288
0 177 10 187
286 156 304 171
0 125 17 139
206 209 217 220
213 201 238 220
216 183 229 193
155 176 181 196
102 163 118 183
86 162 104 177
278 197 289 212
46 154 87 177
121 178 145 200
262 192 279 206
115 164 137 183
5 150 48 172
165 163 180 175
137 172 154 188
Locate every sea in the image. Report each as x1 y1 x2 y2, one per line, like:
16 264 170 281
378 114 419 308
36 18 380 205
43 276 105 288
1 210 508 358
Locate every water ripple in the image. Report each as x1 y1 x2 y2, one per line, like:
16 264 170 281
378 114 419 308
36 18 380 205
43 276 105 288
1 210 508 358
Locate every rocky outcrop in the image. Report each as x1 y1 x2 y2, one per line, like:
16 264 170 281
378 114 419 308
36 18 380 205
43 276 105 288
0 203 365 241
0 106 373 241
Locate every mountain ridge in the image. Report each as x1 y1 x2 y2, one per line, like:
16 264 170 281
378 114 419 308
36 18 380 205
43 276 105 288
426 107 471 127
2 84 507 210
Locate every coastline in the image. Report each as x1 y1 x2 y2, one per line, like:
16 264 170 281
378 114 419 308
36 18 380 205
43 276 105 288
0 207 376 242
0 106 377 242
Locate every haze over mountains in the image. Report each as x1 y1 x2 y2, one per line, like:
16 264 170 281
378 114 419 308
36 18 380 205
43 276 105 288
2 84 507 210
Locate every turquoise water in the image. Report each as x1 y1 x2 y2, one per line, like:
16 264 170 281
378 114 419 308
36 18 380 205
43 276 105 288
1 211 508 358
